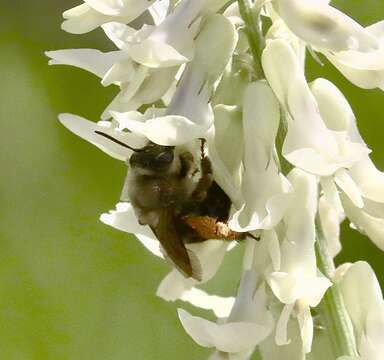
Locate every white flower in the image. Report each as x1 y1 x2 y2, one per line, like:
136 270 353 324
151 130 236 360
205 52 253 206
148 0 170 26
100 202 163 256
228 81 292 231
338 261 384 360
121 0 204 69
276 0 384 90
61 0 158 34
164 284 235 318
259 313 306 360
265 17 306 64
262 39 369 177
48 0 208 118
57 112 146 161
178 269 274 356
201 103 245 208
179 233 276 359
110 14 238 145
50 0 384 358
318 195 343 258
267 169 332 353
46 47 178 119
310 78 384 250
46 49 128 80
276 0 376 52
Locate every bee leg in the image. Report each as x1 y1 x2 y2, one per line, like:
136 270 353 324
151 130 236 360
182 215 251 242
199 138 207 159
245 232 260 241
191 156 213 202
179 151 195 178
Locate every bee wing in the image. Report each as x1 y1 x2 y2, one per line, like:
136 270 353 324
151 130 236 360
153 209 202 281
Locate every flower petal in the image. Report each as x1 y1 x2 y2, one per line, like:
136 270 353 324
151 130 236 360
277 0 378 52
62 4 112 34
129 0 205 68
310 78 353 132
262 39 368 176
212 105 243 183
58 113 145 161
186 240 229 283
297 305 313 353
178 309 272 353
275 303 294 346
46 49 127 79
341 193 384 251
99 202 162 257
130 39 191 68
101 22 146 49
112 113 210 146
156 269 196 301
101 58 137 86
148 0 170 25
320 176 344 214
318 196 343 258
339 261 383 340
360 303 384 358
102 67 177 116
84 0 156 17
84 0 127 15
229 81 292 231
334 169 364 209
260 314 305 360
181 288 235 318
327 51 384 90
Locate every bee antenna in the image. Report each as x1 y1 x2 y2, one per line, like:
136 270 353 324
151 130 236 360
94 131 144 152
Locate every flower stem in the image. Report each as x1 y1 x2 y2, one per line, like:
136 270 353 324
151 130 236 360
315 219 358 358
237 0 265 78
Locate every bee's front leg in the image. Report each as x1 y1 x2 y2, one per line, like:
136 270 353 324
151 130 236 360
179 151 195 178
191 156 213 202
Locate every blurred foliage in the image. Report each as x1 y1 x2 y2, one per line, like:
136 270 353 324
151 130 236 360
0 1 383 359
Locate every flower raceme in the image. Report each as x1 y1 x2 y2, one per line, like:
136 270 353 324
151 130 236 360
48 0 384 359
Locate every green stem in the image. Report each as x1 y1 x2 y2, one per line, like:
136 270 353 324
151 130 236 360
237 0 265 78
316 219 358 358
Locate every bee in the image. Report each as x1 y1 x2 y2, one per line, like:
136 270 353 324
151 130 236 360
95 131 252 280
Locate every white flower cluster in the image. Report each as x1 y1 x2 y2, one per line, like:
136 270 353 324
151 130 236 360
47 0 384 359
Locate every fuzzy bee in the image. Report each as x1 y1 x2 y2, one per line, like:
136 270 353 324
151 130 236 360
96 131 250 280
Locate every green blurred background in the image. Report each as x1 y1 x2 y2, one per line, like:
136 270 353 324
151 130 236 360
0 1 383 359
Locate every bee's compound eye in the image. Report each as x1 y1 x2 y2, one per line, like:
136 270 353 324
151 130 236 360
156 151 174 164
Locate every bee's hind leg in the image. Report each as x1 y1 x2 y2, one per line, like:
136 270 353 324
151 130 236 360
182 215 255 242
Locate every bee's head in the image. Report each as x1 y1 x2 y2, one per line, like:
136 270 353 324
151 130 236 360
129 143 175 173
94 131 175 174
